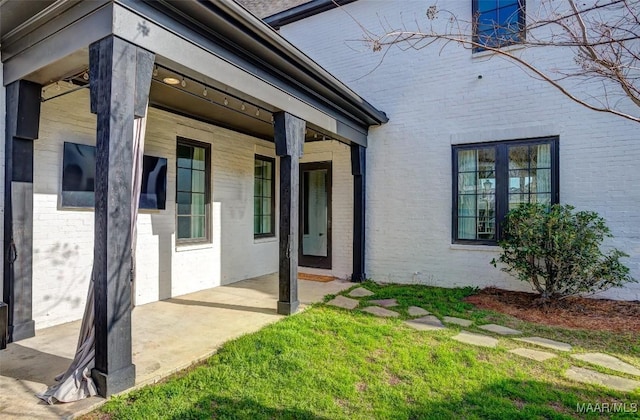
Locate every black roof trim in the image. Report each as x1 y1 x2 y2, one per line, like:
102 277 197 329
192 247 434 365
264 0 358 29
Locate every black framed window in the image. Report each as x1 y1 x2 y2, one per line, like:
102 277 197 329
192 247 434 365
254 155 275 237
453 137 558 244
473 0 525 50
176 138 210 243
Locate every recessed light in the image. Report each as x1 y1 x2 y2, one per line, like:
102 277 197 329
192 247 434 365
163 77 180 85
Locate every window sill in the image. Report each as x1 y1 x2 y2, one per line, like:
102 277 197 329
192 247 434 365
450 244 501 252
254 236 277 244
175 242 213 252
472 43 525 60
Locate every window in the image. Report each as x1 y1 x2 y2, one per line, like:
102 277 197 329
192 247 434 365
473 0 525 50
176 139 210 243
453 137 558 244
254 155 275 237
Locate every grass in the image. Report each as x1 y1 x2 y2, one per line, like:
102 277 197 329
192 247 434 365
88 283 639 420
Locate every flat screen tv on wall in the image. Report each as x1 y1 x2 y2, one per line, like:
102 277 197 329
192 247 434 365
61 142 167 210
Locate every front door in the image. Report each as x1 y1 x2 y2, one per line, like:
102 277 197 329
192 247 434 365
299 162 332 269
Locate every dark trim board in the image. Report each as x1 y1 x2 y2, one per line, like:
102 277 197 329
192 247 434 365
264 0 359 29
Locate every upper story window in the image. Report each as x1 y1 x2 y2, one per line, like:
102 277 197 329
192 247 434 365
254 155 275 238
473 0 525 50
452 137 558 244
176 138 211 243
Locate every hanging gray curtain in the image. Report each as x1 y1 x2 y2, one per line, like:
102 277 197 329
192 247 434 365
37 107 148 404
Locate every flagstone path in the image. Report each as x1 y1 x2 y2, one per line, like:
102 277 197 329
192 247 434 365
330 285 640 393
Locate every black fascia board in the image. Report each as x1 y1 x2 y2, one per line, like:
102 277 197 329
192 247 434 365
129 0 387 132
264 0 358 29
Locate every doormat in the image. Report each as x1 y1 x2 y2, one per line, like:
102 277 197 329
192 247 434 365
298 273 336 282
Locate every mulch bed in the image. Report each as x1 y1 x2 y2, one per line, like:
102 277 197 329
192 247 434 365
464 287 640 333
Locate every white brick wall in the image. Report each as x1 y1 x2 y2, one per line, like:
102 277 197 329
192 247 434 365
279 0 640 300
32 86 353 328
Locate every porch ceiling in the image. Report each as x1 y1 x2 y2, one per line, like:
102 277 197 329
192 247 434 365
2 0 387 145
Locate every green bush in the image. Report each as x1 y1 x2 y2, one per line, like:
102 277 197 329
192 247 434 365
491 203 635 301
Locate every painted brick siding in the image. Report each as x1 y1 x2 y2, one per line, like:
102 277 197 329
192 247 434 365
279 0 640 300
32 86 353 328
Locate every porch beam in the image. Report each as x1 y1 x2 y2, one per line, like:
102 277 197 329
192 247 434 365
89 35 154 397
3 79 41 343
351 144 366 282
274 112 305 315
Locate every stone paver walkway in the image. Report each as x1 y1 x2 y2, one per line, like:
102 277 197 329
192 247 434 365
407 306 430 316
571 353 640 377
348 287 374 298
515 337 572 352
328 287 640 393
404 315 446 331
565 367 640 392
327 295 359 310
452 331 499 348
478 324 522 335
362 306 400 318
442 316 473 327
369 298 399 308
509 348 557 362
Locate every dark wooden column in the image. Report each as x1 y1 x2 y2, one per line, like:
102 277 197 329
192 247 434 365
274 112 305 315
3 80 41 343
351 144 366 282
89 35 154 397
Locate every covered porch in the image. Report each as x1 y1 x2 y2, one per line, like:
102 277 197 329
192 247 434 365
1 0 386 400
0 274 352 419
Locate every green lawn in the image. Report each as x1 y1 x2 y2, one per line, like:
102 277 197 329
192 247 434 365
91 282 639 419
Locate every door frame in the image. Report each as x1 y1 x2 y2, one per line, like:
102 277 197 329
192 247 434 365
299 161 332 269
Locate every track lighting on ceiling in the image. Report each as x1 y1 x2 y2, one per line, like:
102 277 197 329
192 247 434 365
223 97 229 106
241 103 246 111
163 77 180 85
203 87 208 97
181 77 186 87
153 65 158 76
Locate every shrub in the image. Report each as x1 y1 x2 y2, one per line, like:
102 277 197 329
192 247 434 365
491 203 635 301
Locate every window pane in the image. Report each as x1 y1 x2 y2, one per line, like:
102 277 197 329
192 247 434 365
263 179 272 197
177 168 192 192
458 150 477 172
263 161 273 180
192 193 205 215
262 198 272 215
177 192 191 215
177 145 192 168
458 195 476 217
254 215 262 234
254 197 262 216
534 144 551 168
535 169 552 193
509 169 531 194
177 216 191 239
478 148 495 173
255 178 263 196
191 216 205 238
262 216 272 234
458 173 476 194
192 170 205 193
509 145 529 170
192 147 205 170
458 217 476 239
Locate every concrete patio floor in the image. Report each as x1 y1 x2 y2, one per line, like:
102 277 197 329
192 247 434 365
0 274 351 419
